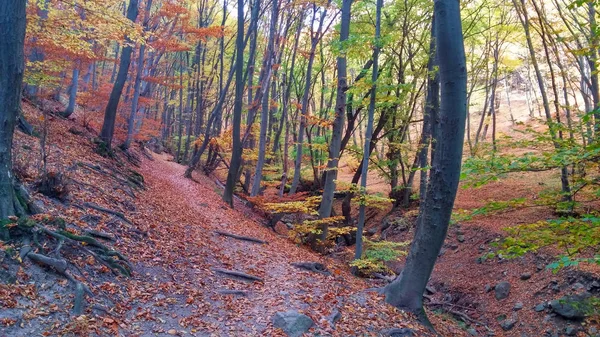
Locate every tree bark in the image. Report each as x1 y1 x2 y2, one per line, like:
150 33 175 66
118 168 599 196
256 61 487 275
289 5 329 195
251 0 279 196
0 0 27 239
99 0 139 149
222 0 245 207
384 0 467 325
317 0 352 240
355 0 381 260
63 66 80 118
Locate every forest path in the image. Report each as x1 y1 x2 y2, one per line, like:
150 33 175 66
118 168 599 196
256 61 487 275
122 153 427 336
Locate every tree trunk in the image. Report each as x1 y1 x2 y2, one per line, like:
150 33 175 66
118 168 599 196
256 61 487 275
384 0 467 324
0 0 27 238
62 67 80 118
317 0 352 240
355 0 381 260
289 6 329 195
222 0 245 207
99 0 139 149
251 0 279 197
123 44 145 149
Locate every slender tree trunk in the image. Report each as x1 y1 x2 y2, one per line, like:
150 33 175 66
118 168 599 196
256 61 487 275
123 0 153 150
176 53 185 162
273 15 304 156
110 44 120 83
419 20 439 208
529 0 572 202
384 0 467 324
251 0 279 197
317 0 352 240
289 6 329 195
99 0 139 149
355 0 381 261
588 2 600 130
123 44 145 149
223 0 245 207
63 66 80 117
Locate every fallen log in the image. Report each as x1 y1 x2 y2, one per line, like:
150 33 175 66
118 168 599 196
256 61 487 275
214 231 267 244
291 262 331 276
212 268 263 282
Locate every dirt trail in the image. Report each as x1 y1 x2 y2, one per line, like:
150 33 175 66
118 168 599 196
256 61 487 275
115 153 436 336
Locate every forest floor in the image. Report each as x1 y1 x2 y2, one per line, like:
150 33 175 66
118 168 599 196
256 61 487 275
346 171 600 337
3 100 600 337
1 101 464 336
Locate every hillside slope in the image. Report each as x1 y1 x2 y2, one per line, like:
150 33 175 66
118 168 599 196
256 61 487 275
0 102 461 336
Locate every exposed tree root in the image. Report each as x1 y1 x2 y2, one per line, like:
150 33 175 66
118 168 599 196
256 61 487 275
77 161 145 191
84 229 117 241
214 231 267 244
82 202 133 225
7 217 132 278
217 289 249 296
211 268 263 282
291 262 331 275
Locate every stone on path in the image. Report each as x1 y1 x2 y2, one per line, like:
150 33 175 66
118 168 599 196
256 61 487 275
273 310 314 337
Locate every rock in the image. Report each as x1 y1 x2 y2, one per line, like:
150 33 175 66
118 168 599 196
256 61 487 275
591 281 600 289
457 235 465 243
327 309 341 328
549 293 593 320
572 282 585 291
467 328 478 336
438 248 446 257
425 285 437 294
366 227 378 236
513 302 524 311
589 326 598 335
495 281 511 300
384 328 414 336
520 273 531 281
273 311 314 337
534 303 546 312
484 284 492 293
500 319 516 331
536 263 544 271
564 326 576 336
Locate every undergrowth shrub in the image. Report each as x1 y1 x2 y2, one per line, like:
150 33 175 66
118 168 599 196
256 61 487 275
350 239 409 275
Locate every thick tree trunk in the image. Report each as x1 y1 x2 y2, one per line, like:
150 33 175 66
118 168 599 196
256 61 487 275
384 0 467 324
99 0 139 149
0 0 27 238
